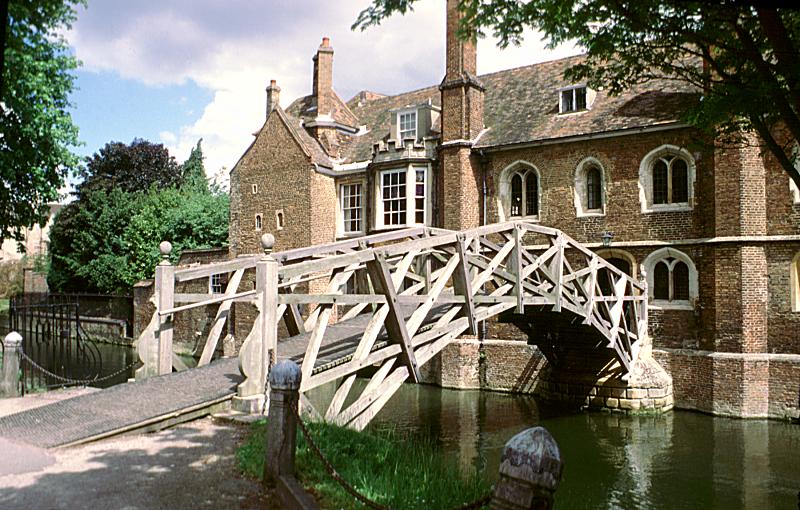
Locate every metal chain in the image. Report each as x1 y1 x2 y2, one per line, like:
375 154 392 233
291 400 492 510
19 350 141 385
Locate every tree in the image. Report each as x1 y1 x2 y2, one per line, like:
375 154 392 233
48 138 229 294
354 1 800 189
180 138 208 192
77 138 182 197
1 0 84 244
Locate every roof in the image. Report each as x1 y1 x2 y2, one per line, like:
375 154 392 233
284 54 699 164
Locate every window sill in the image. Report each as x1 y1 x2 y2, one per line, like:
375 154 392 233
576 210 605 218
557 108 590 116
509 215 540 223
372 224 426 232
648 300 694 311
337 231 365 239
642 203 692 214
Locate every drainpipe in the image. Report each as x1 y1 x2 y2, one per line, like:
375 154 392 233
478 149 489 342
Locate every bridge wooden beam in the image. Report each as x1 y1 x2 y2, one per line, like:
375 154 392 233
198 268 245 366
453 237 478 335
366 252 421 384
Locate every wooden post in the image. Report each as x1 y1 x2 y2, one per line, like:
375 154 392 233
264 359 302 485
155 241 175 375
234 233 278 413
491 426 563 510
1 332 22 397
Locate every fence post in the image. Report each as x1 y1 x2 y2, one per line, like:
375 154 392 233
1 332 23 397
490 426 563 510
234 233 278 413
264 359 301 485
156 241 175 375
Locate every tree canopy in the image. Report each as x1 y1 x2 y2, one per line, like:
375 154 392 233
48 139 229 294
77 138 183 197
1 0 84 243
354 1 800 188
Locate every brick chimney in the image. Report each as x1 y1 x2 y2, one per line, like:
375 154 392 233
439 0 484 231
266 79 281 116
313 37 334 117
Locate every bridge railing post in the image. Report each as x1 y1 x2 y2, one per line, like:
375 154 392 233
235 233 278 413
491 426 564 510
264 359 301 484
155 241 175 375
1 332 23 397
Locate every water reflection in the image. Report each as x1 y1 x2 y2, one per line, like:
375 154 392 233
307 380 800 509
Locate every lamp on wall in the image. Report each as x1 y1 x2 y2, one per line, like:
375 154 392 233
601 231 615 247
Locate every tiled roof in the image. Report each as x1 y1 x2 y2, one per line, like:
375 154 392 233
284 54 699 164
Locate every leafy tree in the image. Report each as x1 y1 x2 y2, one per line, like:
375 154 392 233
180 138 208 192
354 1 800 189
1 0 83 244
77 138 182 197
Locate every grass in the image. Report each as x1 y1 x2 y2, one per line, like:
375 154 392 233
238 418 492 509
0 298 8 313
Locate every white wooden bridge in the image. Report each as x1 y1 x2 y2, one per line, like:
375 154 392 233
136 221 649 430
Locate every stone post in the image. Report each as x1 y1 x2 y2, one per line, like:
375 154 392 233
264 359 301 485
234 233 278 413
156 241 175 375
1 332 23 397
491 427 563 510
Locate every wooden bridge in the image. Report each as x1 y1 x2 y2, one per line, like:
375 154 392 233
137 221 649 430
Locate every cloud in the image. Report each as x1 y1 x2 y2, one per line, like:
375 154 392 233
69 1 579 177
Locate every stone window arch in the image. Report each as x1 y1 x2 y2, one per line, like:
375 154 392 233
643 248 698 310
595 249 636 296
638 145 695 213
574 157 606 216
497 161 541 221
254 214 262 231
791 252 800 312
791 179 800 204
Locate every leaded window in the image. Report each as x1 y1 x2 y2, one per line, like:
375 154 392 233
586 166 602 210
399 111 417 140
382 169 407 226
653 257 690 302
652 155 690 205
510 169 539 217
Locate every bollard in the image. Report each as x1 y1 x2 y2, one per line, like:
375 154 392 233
264 359 302 486
491 426 564 510
1 332 23 397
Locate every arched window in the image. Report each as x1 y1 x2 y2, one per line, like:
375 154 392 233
574 157 606 216
499 162 541 220
255 214 262 231
639 146 695 212
791 252 800 312
643 248 698 309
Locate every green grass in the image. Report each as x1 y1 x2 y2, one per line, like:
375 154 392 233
0 298 8 313
238 419 491 509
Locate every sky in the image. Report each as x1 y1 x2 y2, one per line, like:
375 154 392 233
66 0 580 185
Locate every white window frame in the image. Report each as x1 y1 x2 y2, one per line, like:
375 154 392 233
643 248 698 310
338 182 364 236
574 157 606 217
638 145 695 213
497 161 541 222
251 184 258 194
398 109 418 141
374 164 431 230
559 84 589 114
255 214 262 231
791 252 800 312
210 273 224 294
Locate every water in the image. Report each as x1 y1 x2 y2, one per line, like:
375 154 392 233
310 382 800 509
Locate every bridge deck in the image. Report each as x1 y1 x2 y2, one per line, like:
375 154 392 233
0 308 412 448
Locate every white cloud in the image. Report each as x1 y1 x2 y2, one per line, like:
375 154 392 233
70 1 579 177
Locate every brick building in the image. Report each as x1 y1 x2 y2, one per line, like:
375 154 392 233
228 1 800 418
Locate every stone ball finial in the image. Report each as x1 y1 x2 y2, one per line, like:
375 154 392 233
497 426 563 500
261 233 275 254
159 241 172 262
269 359 301 390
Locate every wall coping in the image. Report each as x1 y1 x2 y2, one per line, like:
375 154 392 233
655 347 800 363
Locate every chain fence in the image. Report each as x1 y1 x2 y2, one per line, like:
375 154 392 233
18 350 141 388
292 400 493 510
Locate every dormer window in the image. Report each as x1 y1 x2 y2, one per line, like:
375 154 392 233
399 110 417 140
560 85 588 113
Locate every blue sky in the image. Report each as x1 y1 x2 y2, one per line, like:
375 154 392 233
65 1 579 185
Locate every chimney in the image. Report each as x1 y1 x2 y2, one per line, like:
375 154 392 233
312 37 334 118
441 0 483 141
445 0 477 82
266 79 281 116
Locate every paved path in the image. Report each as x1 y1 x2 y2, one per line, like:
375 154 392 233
0 359 241 448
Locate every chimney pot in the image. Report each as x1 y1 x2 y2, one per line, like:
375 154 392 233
322 37 330 47
266 79 281 117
